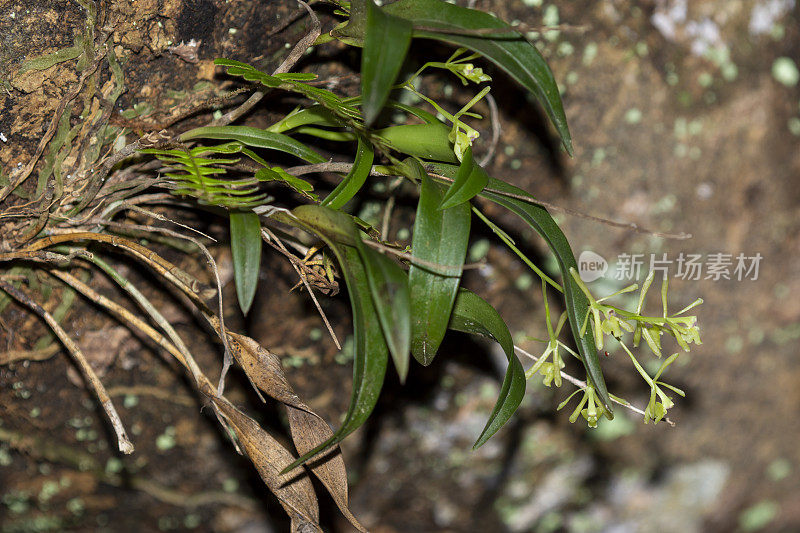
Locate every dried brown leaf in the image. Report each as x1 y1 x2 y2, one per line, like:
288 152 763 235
226 331 366 532
212 396 320 530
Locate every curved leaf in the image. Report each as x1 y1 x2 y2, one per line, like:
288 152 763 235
448 289 526 448
268 105 343 133
229 210 262 315
405 159 470 365
375 122 458 163
382 0 572 155
321 137 375 210
357 244 411 383
439 146 488 209
180 126 326 163
427 162 612 414
362 0 413 126
281 206 389 472
213 397 320 528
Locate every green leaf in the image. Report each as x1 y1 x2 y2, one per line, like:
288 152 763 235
229 210 263 315
215 59 362 124
439 146 488 209
383 0 572 155
268 105 344 133
448 289 526 448
362 0 413 126
255 167 318 201
375 122 458 163
427 162 612 414
142 144 267 208
281 206 389 472
356 243 411 383
322 136 375 210
180 126 326 163
406 159 470 365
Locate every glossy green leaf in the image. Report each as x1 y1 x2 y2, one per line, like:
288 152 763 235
255 167 318 201
362 0 413 126
406 159 470 365
427 162 612 414
448 289 526 448
382 0 572 155
268 105 343 133
322 137 375 210
281 206 389 472
357 243 411 382
229 210 262 315
291 126 356 142
375 122 458 163
180 126 326 163
439 146 488 209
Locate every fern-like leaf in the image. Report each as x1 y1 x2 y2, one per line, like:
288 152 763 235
142 143 268 209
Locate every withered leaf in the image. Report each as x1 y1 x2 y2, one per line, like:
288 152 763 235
226 332 366 532
212 396 321 531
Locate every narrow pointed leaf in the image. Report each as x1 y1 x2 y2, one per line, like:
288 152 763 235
375 122 458 163
180 126 326 163
269 105 343 133
382 0 572 154
448 289 526 448
229 210 262 315
281 206 389 472
356 243 411 382
427 162 612 414
439 146 488 209
362 0 413 126
406 159 470 365
321 137 374 209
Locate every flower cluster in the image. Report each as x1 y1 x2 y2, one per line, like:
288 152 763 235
524 269 701 428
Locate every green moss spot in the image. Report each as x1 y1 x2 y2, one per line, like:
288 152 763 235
582 42 598 66
469 239 491 262
739 500 779 532
515 273 533 291
766 458 791 481
184 514 201 529
156 427 177 451
721 62 738 81
66 497 85 516
123 395 138 409
566 71 579 85
698 72 713 88
772 57 799 86
105 457 123 475
725 336 743 354
543 5 559 27
624 108 642 124
0 447 11 466
557 42 574 56
38 481 60 503
788 117 800 136
222 478 239 493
